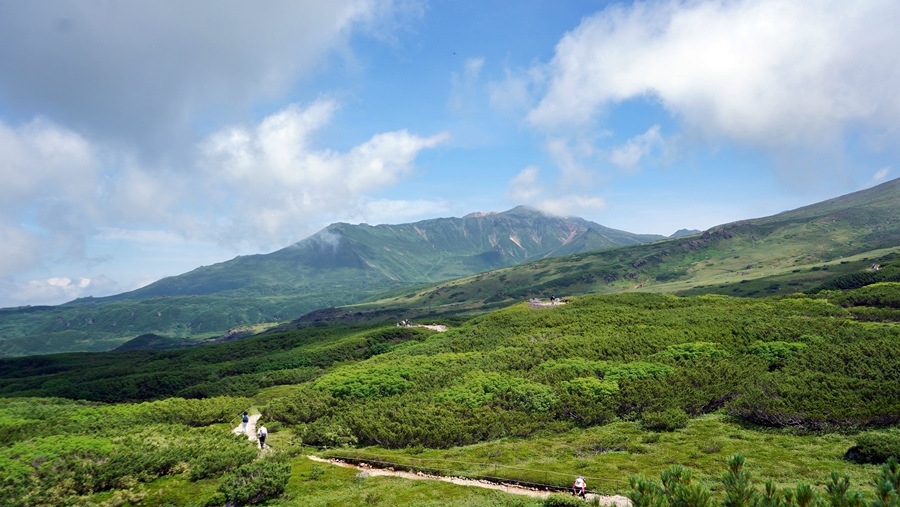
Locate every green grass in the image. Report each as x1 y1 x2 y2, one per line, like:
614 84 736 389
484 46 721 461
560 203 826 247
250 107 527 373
321 413 881 498
273 456 544 507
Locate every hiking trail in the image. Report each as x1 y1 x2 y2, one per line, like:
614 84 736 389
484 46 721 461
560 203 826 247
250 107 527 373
232 412 261 442
307 455 631 506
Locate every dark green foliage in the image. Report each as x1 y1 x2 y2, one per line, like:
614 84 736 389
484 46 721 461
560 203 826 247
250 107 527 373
846 432 900 464
824 283 900 322
809 267 900 293
631 456 897 507
748 341 807 369
653 342 729 362
824 471 866 507
0 396 255 506
722 455 754 507
728 336 900 430
0 325 428 402
544 494 587 506
218 454 292 505
642 408 690 432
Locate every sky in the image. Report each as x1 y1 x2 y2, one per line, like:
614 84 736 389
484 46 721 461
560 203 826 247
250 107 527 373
1 0 898 308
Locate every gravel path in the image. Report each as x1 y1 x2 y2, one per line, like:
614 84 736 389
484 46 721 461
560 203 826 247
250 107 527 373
233 413 261 441
308 455 631 506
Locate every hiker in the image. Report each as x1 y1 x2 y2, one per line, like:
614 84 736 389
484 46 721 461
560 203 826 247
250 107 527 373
257 423 268 449
240 411 249 434
572 476 586 498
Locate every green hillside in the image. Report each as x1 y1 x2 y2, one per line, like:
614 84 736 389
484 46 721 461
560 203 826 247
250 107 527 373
1 178 897 357
290 178 899 329
0 207 663 357
1 286 898 505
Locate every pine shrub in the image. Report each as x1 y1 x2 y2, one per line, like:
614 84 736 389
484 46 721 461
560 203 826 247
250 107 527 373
642 408 689 432
218 455 291 506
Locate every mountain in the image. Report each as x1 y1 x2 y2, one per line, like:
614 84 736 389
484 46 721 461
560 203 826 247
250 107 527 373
670 228 701 238
279 178 900 329
110 205 662 299
0 206 663 357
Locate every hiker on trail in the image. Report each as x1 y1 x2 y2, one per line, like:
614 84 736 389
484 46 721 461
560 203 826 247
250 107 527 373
572 476 586 498
240 411 249 434
257 423 268 449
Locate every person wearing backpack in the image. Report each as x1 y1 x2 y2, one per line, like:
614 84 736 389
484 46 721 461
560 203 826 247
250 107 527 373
572 476 586 498
240 411 249 434
257 423 268 449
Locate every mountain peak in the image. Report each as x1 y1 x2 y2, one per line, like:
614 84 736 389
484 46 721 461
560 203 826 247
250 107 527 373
463 205 543 219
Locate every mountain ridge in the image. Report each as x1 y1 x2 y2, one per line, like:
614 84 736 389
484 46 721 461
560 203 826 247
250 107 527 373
2 178 897 357
0 206 665 356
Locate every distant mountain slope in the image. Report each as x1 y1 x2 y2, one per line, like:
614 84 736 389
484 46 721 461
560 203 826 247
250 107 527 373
282 178 900 328
107 205 663 299
0 206 663 356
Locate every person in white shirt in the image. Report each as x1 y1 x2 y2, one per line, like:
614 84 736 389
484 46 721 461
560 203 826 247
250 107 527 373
572 476 586 498
257 423 268 449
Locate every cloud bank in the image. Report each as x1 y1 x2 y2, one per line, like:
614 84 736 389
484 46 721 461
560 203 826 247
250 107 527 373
0 0 395 156
529 0 900 149
500 0 900 218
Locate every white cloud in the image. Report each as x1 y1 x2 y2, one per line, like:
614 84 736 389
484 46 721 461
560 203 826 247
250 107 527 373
200 100 449 247
536 195 607 217
349 199 453 225
0 0 400 157
449 57 486 113
545 136 601 187
0 100 449 284
528 0 900 151
873 166 891 183
489 66 537 113
0 118 104 273
1 275 122 307
0 223 41 274
508 166 543 202
609 125 664 171
0 118 100 206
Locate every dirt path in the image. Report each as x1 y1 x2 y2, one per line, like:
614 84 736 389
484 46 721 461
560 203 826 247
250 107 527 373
233 413 261 441
307 455 631 506
528 298 567 309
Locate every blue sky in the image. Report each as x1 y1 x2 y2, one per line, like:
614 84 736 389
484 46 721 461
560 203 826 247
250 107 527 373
1 0 898 307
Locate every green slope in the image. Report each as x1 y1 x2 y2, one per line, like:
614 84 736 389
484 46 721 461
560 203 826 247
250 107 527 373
0 206 661 357
284 178 900 328
1 287 898 505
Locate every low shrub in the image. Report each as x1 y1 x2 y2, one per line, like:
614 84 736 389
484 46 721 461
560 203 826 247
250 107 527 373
544 493 588 506
846 431 900 464
218 455 291 505
642 408 689 432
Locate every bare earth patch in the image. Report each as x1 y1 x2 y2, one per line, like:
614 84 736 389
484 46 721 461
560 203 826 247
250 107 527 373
528 298 568 309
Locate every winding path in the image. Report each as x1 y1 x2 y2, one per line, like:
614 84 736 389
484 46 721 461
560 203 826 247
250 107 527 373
307 455 631 506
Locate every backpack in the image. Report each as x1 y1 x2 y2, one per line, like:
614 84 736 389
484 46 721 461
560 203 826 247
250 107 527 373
242 414 249 423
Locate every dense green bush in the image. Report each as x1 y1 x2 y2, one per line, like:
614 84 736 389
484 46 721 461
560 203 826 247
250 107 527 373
641 408 689 432
0 397 257 506
543 493 588 506
748 341 807 369
630 455 900 507
218 454 291 505
846 431 900 464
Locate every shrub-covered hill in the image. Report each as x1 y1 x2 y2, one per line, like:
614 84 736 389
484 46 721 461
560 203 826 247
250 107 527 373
278 178 900 331
1 287 899 506
264 287 900 450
